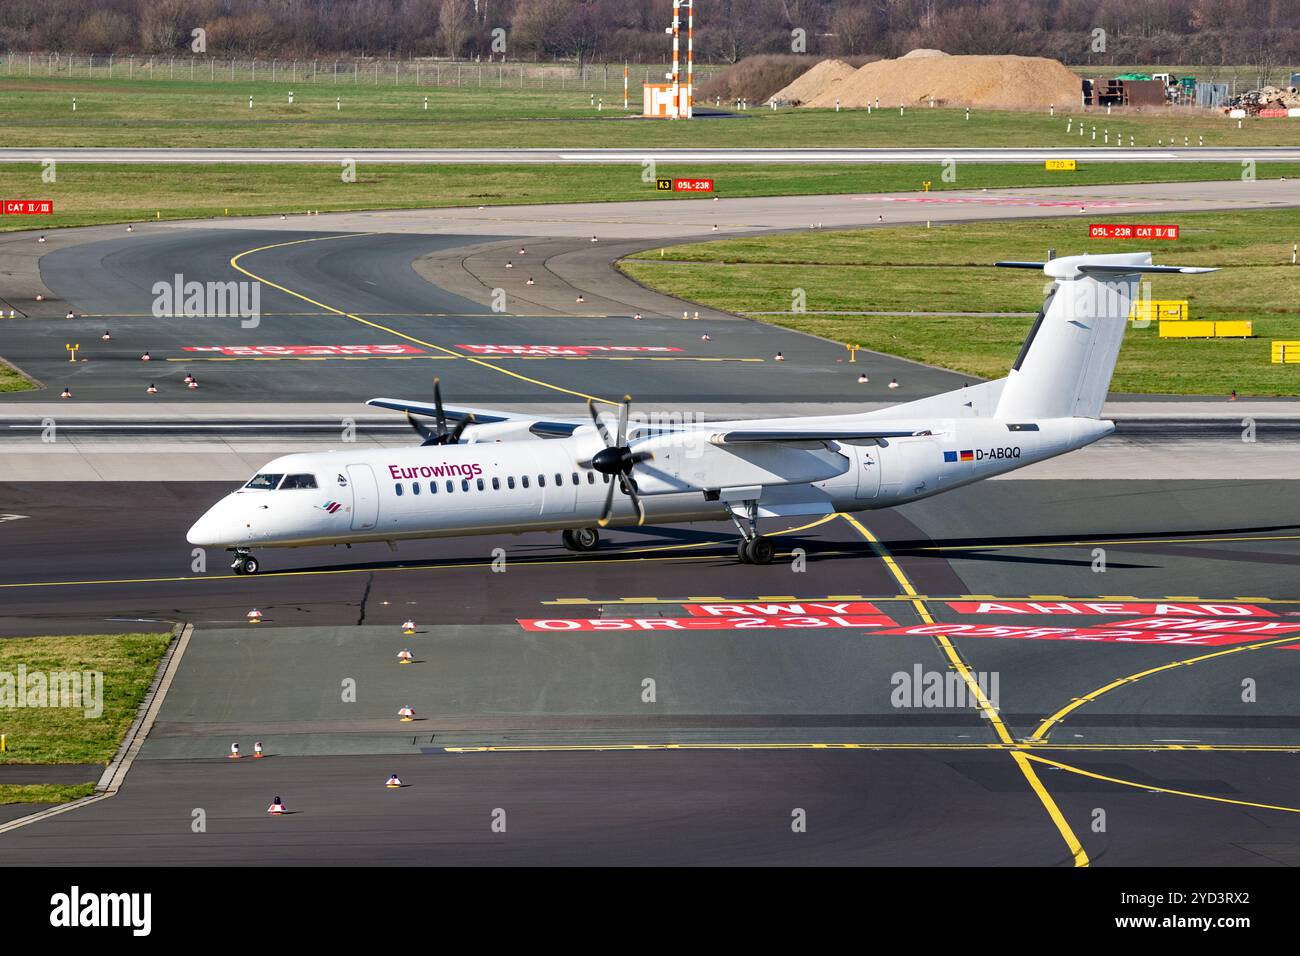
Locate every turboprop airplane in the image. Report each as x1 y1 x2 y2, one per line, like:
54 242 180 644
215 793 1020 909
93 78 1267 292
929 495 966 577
188 252 1214 574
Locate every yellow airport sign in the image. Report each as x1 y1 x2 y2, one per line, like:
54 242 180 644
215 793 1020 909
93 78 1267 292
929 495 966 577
1045 159 1077 171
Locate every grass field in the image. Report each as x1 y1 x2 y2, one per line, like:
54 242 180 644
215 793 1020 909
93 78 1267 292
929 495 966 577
0 632 172 804
2 75 1298 149
0 361 37 392
620 209 1300 396
2 160 1298 233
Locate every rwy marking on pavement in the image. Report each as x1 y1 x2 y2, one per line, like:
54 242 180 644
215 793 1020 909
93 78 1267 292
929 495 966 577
0 514 29 522
879 620 1300 646
686 602 883 617
947 601 1277 618
519 615 895 632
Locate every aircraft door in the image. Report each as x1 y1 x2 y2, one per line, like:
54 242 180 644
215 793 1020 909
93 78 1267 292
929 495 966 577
855 445 882 499
347 464 379 530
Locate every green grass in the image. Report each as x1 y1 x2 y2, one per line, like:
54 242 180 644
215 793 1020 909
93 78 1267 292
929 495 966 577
0 782 95 806
1 74 1298 148
620 210 1300 396
0 360 37 392
3 160 1299 232
0 632 172 766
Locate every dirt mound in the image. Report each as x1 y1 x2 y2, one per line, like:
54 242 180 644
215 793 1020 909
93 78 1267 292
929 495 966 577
806 53 1081 110
900 48 949 59
767 58 858 106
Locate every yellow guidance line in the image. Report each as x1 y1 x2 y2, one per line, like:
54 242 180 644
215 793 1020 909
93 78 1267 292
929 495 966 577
838 512 1089 867
228 234 618 406
1011 752 1089 866
444 742 1300 755
1029 635 1300 742
1023 753 1300 815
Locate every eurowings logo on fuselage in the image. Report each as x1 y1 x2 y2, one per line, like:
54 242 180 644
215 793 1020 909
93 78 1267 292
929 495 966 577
388 462 484 480
320 500 344 513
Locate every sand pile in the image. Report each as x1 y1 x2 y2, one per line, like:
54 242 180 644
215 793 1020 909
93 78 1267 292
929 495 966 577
805 51 1081 110
767 58 857 105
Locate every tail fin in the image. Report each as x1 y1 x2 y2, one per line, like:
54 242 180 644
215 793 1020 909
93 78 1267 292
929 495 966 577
993 254 1216 420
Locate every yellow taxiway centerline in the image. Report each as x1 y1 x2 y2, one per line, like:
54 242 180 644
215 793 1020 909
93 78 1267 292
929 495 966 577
838 512 1090 866
228 233 620 406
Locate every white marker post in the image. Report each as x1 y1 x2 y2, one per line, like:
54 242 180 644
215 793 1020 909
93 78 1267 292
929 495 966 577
686 0 694 119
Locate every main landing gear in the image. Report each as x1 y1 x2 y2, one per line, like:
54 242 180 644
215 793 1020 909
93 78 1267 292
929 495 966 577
725 499 775 565
562 528 601 552
230 550 260 575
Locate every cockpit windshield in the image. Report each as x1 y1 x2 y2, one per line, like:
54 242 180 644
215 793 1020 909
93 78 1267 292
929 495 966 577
280 474 319 489
244 473 284 490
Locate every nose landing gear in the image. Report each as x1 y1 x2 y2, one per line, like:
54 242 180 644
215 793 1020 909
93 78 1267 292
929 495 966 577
230 550 260 575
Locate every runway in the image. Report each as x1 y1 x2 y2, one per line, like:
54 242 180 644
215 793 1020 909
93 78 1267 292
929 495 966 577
7 146 1300 164
1 181 1298 866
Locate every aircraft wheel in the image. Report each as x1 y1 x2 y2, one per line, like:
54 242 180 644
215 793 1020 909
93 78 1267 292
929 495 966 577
736 540 752 564
570 528 600 552
744 537 775 565
239 556 260 575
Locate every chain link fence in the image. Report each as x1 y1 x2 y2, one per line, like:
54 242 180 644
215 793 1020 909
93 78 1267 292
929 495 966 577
1 52 723 92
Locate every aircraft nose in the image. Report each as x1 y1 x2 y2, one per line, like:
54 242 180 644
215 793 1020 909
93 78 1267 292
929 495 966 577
187 501 235 547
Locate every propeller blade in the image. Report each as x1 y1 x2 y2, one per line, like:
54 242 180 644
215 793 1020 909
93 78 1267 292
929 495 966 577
628 450 654 465
405 409 436 444
448 413 476 443
596 474 617 528
433 378 448 440
619 473 647 526
616 394 631 446
587 399 613 447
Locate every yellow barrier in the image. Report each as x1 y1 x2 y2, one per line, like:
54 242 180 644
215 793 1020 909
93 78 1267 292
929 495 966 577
1130 300 1188 323
1213 320 1253 338
1271 341 1300 364
1159 320 1253 339
1159 320 1216 338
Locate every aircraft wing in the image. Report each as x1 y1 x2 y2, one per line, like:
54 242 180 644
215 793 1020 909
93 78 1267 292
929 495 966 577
709 428 928 445
366 398 583 437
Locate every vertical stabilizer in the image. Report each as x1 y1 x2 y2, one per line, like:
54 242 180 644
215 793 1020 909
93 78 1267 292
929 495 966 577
994 254 1216 420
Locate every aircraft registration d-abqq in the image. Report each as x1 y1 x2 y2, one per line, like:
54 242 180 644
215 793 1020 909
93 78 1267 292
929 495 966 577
188 253 1214 574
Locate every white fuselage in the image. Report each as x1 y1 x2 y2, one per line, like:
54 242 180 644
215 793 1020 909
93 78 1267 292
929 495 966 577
186 414 1113 551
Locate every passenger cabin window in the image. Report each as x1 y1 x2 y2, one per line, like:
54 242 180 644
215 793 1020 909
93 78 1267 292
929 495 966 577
571 472 579 485
538 475 546 487
587 472 595 485
446 480 454 493
244 473 284 490
476 478 485 491
555 473 562 486
522 476 530 488
412 482 420 496
461 479 470 492
507 477 516 490
395 483 404 496
429 481 438 494
280 474 318 490
492 477 500 490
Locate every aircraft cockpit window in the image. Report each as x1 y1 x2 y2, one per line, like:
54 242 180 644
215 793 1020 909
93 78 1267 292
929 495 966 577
244 473 284 490
280 474 319 490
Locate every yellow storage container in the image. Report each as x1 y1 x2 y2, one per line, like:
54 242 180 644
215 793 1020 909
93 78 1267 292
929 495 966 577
1159 320 1216 338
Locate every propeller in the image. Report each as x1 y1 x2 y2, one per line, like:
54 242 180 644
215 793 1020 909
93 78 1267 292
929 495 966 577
579 395 654 527
406 378 475 446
